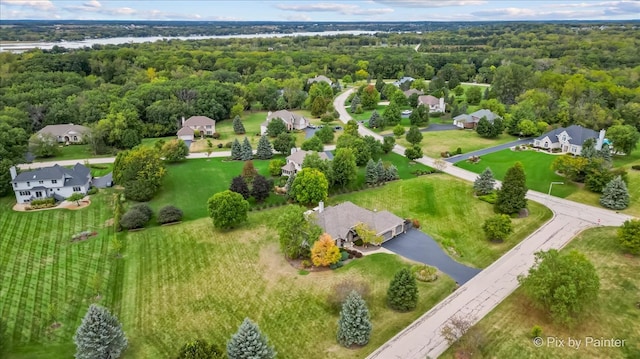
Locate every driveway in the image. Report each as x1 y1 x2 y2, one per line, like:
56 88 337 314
383 228 481 284
91 172 113 188
304 127 317 138
444 138 532 163
422 123 459 132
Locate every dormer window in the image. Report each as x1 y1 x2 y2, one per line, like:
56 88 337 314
561 134 567 142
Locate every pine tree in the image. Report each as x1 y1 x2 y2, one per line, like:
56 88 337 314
255 136 273 160
473 167 496 195
284 173 296 199
251 174 271 203
350 94 361 113
230 176 250 199
226 318 275 359
74 304 128 359
600 176 630 210
233 115 246 134
368 110 381 129
231 139 242 160
375 159 386 183
387 268 418 312
495 162 528 215
405 126 423 145
241 137 253 161
365 159 378 185
599 143 612 163
337 291 372 347
384 164 399 182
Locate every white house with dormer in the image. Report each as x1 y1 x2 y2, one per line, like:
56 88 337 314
10 163 91 204
533 125 606 155
260 110 309 136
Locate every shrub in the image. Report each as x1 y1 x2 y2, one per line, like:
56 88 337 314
158 205 183 224
411 264 438 282
130 203 153 222
124 180 156 202
456 147 462 155
353 238 364 246
530 325 543 339
411 218 420 228
176 339 224 359
478 192 497 204
301 260 312 268
354 251 363 258
632 165 640 171
120 209 149 230
440 151 450 158
30 197 56 209
212 132 221 139
217 143 223 148
87 187 98 195
224 142 232 148
340 251 349 261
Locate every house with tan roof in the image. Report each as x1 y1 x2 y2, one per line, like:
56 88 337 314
417 95 445 113
281 148 330 177
403 89 424 98
37 124 89 144
307 75 333 86
260 110 309 136
178 116 216 137
312 201 406 246
453 109 501 129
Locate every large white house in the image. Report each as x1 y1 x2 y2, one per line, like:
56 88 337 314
260 110 309 136
533 125 606 155
10 163 91 204
281 148 330 177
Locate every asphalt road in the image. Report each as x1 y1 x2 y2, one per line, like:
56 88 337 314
334 89 634 359
444 138 532 163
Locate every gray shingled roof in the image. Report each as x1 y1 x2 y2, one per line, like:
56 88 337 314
287 150 329 166
38 124 89 137
177 126 195 136
266 110 303 125
307 75 332 84
453 109 500 123
314 201 404 240
418 95 440 106
183 116 215 127
14 163 90 185
403 89 423 97
535 125 598 146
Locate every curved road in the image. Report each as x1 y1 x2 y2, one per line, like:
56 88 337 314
334 89 634 359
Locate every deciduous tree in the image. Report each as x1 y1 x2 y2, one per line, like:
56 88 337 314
176 339 223 359
161 139 189 162
301 136 323 152
482 214 513 242
606 124 640 155
275 205 323 259
387 268 418 312
290 168 328 205
311 233 341 267
226 318 275 359
337 291 372 347
74 304 128 359
251 174 271 203
331 148 358 187
409 105 429 127
617 219 640 255
207 190 250 229
382 136 395 154
405 126 423 145
113 147 166 202
266 119 287 138
360 84 380 110
383 102 401 127
273 132 296 154
229 176 250 199
28 133 59 158
519 250 599 325
404 145 423 160
315 125 334 144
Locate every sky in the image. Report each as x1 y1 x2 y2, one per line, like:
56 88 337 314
1 0 639 21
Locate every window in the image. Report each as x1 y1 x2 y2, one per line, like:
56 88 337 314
51 179 57 184
35 191 42 198
19 191 31 196
38 180 44 184
73 186 81 192
13 182 17 187
27 181 30 186
73 136 78 141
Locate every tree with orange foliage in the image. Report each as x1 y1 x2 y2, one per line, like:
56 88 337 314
311 233 341 267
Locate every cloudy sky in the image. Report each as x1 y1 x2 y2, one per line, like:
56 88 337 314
1 0 639 21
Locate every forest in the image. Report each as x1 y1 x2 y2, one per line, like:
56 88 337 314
1 21 639 196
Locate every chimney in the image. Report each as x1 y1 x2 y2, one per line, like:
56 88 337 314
181 116 185 126
319 201 324 213
290 147 297 155
596 129 606 151
9 166 17 180
439 97 445 111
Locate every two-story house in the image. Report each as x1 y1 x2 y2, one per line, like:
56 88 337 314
533 125 606 155
281 149 330 177
417 95 446 113
10 163 91 204
260 110 309 136
177 116 216 139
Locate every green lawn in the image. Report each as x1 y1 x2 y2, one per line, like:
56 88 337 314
119 211 457 358
0 192 122 358
442 226 640 359
147 157 287 221
456 149 580 198
331 175 552 268
348 104 387 122
33 144 114 163
398 130 517 159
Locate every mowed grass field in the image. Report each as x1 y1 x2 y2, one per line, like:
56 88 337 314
441 226 640 359
456 149 580 198
0 192 122 358
397 130 517 158
329 175 552 268
120 210 457 358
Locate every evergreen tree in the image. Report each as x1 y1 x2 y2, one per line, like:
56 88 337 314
350 94 361 113
382 136 395 154
233 115 246 134
337 291 372 347
226 318 275 359
581 138 597 159
365 159 378 185
230 176 250 199
473 167 496 195
387 268 418 312
284 173 296 199
231 139 242 160
600 176 630 210
375 159 386 183
384 164 399 181
255 136 273 160
74 304 128 359
495 162 528 215
241 137 253 161
251 174 271 203
241 160 258 183
599 143 612 163
368 110 381 129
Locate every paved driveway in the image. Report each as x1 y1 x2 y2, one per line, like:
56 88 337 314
445 138 532 163
383 228 481 284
